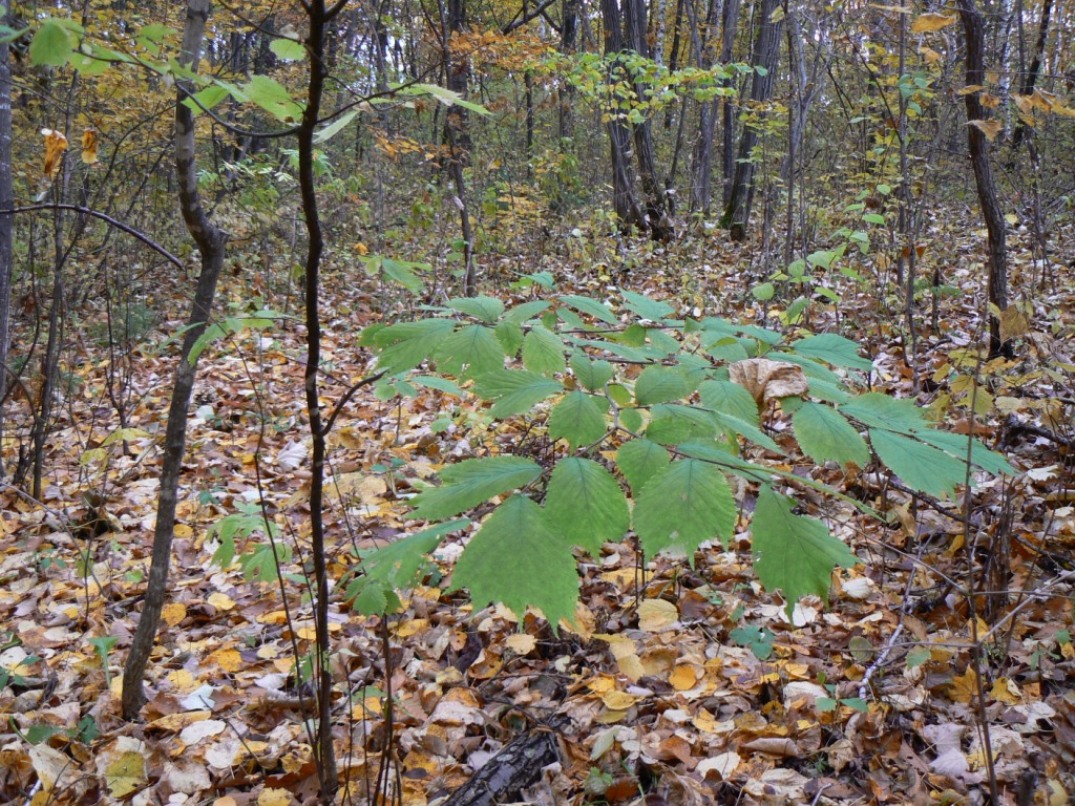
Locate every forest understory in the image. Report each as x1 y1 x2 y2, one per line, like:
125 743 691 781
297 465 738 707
1 205 1074 806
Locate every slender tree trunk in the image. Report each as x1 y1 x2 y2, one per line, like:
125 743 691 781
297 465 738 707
722 0 783 240
1011 0 1052 149
719 0 741 207
0 20 14 479
625 0 673 238
298 1 342 798
603 0 674 238
602 0 647 231
958 0 1009 358
440 0 476 294
122 0 228 720
689 0 721 214
559 0 578 142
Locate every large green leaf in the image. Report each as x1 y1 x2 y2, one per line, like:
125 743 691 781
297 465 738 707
698 380 760 424
373 318 456 376
473 370 562 418
30 19 76 67
244 74 304 121
570 353 613 392
269 36 306 61
869 429 967 498
452 496 579 629
633 460 736 558
752 486 858 617
545 458 629 555
502 300 551 325
840 393 926 434
913 430 1015 476
560 294 619 324
634 366 691 406
495 320 524 357
435 325 507 378
616 438 670 494
347 519 470 615
791 333 873 372
548 391 606 449
793 402 870 467
447 296 505 323
711 411 784 454
522 327 567 376
408 456 541 521
645 404 716 445
621 289 675 321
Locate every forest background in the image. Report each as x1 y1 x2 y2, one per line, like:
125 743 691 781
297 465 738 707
0 0 1074 804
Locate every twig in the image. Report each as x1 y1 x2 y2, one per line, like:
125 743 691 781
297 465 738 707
10 205 183 267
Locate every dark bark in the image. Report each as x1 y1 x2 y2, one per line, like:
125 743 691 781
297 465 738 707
721 0 783 240
719 0 741 207
558 0 578 142
122 0 228 720
1011 0 1052 150
0 19 13 479
444 719 566 806
957 0 1009 358
440 0 476 294
689 0 721 214
298 1 342 799
602 0 674 239
602 0 647 231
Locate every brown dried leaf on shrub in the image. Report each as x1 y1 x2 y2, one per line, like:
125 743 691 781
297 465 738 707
729 359 809 408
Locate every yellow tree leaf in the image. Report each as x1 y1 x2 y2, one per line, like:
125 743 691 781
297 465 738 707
81 128 99 164
911 12 957 33
968 119 1003 141
41 128 69 177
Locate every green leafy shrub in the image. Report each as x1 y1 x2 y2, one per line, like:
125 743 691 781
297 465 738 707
354 289 1013 624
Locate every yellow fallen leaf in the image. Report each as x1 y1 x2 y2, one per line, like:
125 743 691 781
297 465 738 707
505 634 536 655
207 648 241 673
167 668 197 692
949 668 978 704
588 675 617 694
161 602 187 627
395 618 429 638
207 592 236 611
990 677 1022 704
258 788 294 806
105 748 147 798
638 598 678 631
601 690 638 710
148 710 212 734
669 663 701 691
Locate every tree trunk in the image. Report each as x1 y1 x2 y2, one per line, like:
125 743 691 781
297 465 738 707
719 0 741 207
0 19 13 479
689 0 721 214
722 0 783 240
558 0 578 142
602 0 647 231
122 0 228 720
440 0 476 294
1011 0 1052 150
957 0 1009 358
298 0 342 797
603 0 674 239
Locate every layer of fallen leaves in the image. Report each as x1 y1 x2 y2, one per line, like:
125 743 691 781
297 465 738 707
1 211 1074 806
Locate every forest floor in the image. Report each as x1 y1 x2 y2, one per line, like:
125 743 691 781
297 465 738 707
1 211 1074 806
